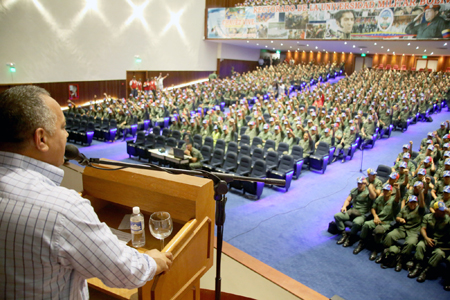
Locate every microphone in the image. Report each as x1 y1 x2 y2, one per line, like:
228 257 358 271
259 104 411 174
64 145 91 166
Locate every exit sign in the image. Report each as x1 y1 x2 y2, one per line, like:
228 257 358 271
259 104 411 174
361 53 366 57
422 55 428 59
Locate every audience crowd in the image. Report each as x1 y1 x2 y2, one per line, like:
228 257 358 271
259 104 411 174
333 119 450 291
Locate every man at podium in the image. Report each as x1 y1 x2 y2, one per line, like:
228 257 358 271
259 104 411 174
0 86 173 299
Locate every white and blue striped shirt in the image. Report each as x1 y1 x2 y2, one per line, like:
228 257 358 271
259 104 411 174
0 151 156 299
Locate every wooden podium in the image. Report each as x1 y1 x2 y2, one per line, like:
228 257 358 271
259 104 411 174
81 163 215 300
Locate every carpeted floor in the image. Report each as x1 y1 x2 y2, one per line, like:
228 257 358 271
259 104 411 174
70 102 450 300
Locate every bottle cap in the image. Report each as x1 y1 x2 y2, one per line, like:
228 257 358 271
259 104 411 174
133 206 140 214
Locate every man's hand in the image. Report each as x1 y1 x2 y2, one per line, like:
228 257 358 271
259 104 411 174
425 237 435 248
145 249 173 275
374 216 382 225
341 206 347 213
398 218 406 224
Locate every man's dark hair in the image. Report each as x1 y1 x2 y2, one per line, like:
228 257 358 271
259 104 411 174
334 10 355 25
0 85 55 146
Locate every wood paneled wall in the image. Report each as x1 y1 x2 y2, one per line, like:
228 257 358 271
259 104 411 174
371 54 450 71
218 59 259 78
0 80 126 107
285 51 355 75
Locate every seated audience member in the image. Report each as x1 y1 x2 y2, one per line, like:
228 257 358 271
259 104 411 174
407 202 450 291
334 177 377 247
380 191 425 271
353 183 401 260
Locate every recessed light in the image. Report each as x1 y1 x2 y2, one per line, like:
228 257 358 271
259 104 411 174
367 51 369 53
387 49 390 51
281 43 283 46
353 45 355 48
344 42 347 44
297 42 299 44
247 41 249 43
271 41 273 43
290 46 292 48
256 43 259 45
407 43 410 46
374 42 377 45
350 52 352 54
315 46 318 49
416 46 419 49
393 52 395 55
431 52 434 55
273 48 275 50
334 51 336 53
323 49 325 51
381 46 384 48
298 48 300 50
402 54 404 56
412 54 414 56
359 48 362 51
424 49 427 52
306 44 309 46
265 46 267 48
444 43 447 46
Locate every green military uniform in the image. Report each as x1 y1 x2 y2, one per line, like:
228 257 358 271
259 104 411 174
188 147 203 169
368 177 383 193
393 160 416 174
258 130 273 144
334 187 372 236
245 126 259 140
298 137 312 158
413 213 450 268
405 16 450 39
384 204 425 255
360 194 399 243
282 136 296 152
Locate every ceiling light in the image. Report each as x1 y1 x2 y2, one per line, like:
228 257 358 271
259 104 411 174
271 41 273 43
273 48 275 50
344 42 347 44
247 41 249 43
315 46 318 49
393 52 395 55
416 46 419 49
367 51 369 53
407 43 410 46
256 43 259 45
374 42 377 45
387 49 390 52
265 46 267 48
353 45 355 48
298 48 300 50
431 52 434 55
444 43 447 46
424 49 427 52
402 54 405 56
323 49 325 51
334 51 336 53
381 46 384 48
306 44 309 46
290 46 292 48
281 43 283 46
297 42 299 44
359 48 362 51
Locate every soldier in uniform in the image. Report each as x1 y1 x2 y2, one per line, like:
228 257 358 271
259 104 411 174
333 125 356 163
184 140 203 170
334 176 377 247
405 5 450 39
407 202 450 291
381 190 426 271
353 183 401 260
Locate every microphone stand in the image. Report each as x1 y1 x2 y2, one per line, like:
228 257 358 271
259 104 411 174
83 158 285 300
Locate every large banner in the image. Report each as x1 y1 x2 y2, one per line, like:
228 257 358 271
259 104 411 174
207 0 450 40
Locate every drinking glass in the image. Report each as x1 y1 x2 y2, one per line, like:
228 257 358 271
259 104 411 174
149 212 173 250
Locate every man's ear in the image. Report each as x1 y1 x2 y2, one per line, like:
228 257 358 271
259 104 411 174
33 128 50 152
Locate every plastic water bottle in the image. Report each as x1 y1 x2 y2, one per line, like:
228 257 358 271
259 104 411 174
130 206 146 247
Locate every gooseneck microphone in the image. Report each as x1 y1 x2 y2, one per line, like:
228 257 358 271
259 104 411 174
64 145 91 166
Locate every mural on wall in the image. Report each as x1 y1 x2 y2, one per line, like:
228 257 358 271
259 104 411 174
207 0 450 40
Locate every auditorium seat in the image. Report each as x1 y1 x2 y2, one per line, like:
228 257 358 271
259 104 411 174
137 133 155 160
263 140 276 155
251 148 264 167
229 155 252 191
166 137 177 148
309 142 330 174
290 145 304 179
193 134 203 148
226 141 238 155
265 151 279 172
242 159 266 200
215 152 238 173
215 139 226 153
238 144 251 161
103 119 117 142
250 137 263 154
239 134 251 146
376 164 392 183
200 145 212 164
127 131 146 158
204 136 214 150
203 148 224 171
268 155 294 192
